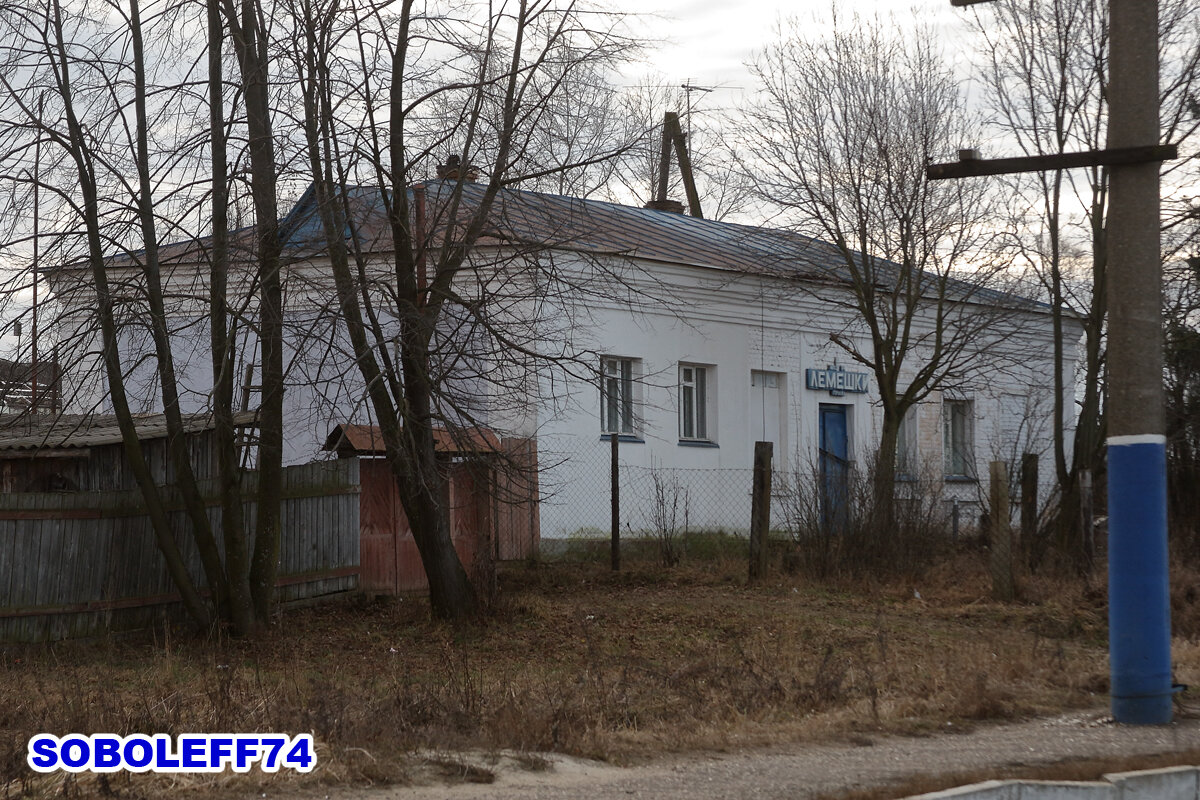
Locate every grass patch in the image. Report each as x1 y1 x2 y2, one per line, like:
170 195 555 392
3 550 1194 798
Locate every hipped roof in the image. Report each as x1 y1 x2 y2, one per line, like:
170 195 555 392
61 179 1048 313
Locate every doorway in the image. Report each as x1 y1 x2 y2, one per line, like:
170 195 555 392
819 403 851 534
751 370 785 466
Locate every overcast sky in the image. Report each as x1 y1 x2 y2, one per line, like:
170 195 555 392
622 0 981 111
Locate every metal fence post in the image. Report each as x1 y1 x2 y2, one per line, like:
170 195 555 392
610 432 620 572
952 497 959 542
989 461 1015 602
1021 453 1038 552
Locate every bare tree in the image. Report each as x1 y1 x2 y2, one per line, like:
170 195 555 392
606 75 754 221
281 0 643 619
972 0 1199 567
0 0 221 626
740 13 1005 514
0 0 289 635
217 0 287 627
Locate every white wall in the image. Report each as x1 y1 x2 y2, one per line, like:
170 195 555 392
530 256 1079 539
44 245 1079 540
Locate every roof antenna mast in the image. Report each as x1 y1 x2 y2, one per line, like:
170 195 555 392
653 111 704 219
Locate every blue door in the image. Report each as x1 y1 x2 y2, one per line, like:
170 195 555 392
819 404 851 534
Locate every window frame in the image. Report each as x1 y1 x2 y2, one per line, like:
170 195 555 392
678 363 712 442
896 404 919 478
943 399 975 479
600 356 638 436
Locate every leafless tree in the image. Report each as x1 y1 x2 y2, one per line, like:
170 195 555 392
0 0 289 635
740 13 1007 515
971 0 1200 567
604 75 754 221
280 0 644 619
0 0 648 625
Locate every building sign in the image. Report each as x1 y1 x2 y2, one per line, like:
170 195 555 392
806 364 869 397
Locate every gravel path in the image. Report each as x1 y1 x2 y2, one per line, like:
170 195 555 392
327 711 1200 800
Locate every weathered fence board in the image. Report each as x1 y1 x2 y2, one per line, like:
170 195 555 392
0 458 360 641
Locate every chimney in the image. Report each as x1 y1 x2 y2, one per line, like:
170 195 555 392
644 199 685 214
437 154 479 182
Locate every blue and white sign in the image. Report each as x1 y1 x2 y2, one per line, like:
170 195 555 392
806 364 869 397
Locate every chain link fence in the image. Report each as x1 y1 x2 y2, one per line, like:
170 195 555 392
536 439 1068 572
540 455 757 540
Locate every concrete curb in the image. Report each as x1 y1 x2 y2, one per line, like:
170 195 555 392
905 766 1200 800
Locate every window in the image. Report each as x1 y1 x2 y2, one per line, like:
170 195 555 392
751 371 779 389
896 405 918 476
601 357 637 435
679 364 710 440
943 399 974 477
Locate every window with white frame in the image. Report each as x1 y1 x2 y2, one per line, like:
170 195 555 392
600 357 638 435
896 405 918 476
943 399 974 477
679 364 711 440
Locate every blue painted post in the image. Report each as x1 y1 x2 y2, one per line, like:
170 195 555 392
1106 0 1172 725
1108 436 1172 724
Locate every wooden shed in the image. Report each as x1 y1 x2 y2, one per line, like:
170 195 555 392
323 424 539 594
0 410 259 491
0 411 360 641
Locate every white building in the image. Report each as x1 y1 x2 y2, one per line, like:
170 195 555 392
43 181 1080 539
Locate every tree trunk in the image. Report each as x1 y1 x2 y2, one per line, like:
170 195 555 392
222 0 284 627
874 401 901 534
398 336 479 619
48 0 211 626
130 0 238 630
207 0 255 634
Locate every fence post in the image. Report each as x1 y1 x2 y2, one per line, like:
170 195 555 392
1080 468 1094 571
610 432 620 572
749 441 773 583
1020 453 1038 552
989 460 1015 602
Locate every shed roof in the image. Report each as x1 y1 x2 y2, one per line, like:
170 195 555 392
0 410 259 454
323 423 501 458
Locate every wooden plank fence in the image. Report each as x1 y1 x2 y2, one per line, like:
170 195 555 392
0 458 360 642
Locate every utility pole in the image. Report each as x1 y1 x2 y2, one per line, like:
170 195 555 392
934 0 1174 724
31 95 41 414
1105 0 1173 725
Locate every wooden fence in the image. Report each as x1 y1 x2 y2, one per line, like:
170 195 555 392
0 459 360 642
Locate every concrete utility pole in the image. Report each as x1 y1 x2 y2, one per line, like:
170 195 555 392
1105 0 1173 725
934 0 1175 725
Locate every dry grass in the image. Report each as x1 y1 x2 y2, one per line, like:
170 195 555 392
2 546 1196 799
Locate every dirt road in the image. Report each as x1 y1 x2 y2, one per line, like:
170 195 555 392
326 711 1200 800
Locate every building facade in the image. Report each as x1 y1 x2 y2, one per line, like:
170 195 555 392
42 182 1081 540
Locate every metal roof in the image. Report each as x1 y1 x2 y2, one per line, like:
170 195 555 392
0 410 259 454
275 181 1049 312
323 423 501 457
276 181 842 280
63 180 1048 313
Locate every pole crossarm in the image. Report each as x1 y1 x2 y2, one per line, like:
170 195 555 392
926 144 1178 180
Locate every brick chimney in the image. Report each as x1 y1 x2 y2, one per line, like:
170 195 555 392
437 154 479 182
644 199 685 214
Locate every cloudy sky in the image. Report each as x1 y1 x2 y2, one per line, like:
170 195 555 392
622 0 981 105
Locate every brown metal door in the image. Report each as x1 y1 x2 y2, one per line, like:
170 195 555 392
358 459 400 593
